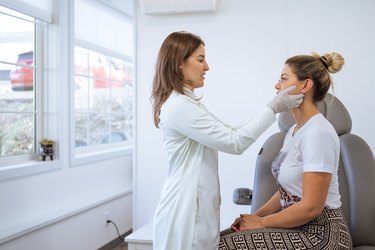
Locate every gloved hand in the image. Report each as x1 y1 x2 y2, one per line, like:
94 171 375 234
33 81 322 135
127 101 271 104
267 86 304 114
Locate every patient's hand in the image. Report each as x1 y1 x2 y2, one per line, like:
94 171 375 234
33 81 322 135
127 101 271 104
231 216 241 231
231 214 264 231
240 214 264 230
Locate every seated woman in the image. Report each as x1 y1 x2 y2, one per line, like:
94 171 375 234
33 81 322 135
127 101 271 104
219 52 353 250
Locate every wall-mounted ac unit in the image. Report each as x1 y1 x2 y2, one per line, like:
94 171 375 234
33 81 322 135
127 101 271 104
139 0 217 15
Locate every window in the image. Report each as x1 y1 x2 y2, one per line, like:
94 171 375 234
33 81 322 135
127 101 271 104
0 6 43 163
0 1 58 179
73 45 133 150
73 0 134 161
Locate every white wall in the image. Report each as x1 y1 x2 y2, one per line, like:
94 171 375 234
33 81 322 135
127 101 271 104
134 0 375 230
0 190 132 250
0 151 133 250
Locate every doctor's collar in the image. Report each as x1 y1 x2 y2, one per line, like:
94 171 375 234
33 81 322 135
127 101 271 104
183 87 203 101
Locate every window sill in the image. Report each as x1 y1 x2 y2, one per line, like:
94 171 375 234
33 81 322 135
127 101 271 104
71 144 133 167
0 159 62 181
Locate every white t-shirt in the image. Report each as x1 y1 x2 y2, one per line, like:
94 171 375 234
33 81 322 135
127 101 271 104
277 113 341 209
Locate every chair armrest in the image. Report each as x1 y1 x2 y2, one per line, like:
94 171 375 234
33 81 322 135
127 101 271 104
233 188 252 205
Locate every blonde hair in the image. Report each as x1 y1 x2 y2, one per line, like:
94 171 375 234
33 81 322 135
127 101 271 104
285 52 345 102
150 31 205 128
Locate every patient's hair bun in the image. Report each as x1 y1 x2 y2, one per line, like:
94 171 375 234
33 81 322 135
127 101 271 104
312 52 345 74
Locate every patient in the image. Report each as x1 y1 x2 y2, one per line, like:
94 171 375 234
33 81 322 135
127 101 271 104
219 52 353 250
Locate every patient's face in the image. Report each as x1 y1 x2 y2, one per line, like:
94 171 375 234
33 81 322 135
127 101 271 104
275 64 304 94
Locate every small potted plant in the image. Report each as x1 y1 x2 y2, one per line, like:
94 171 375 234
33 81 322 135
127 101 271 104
39 138 55 161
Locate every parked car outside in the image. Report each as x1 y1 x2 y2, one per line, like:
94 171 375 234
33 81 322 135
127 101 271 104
9 51 130 91
90 59 129 88
9 51 33 91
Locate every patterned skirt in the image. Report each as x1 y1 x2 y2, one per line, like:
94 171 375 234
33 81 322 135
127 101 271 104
219 208 352 250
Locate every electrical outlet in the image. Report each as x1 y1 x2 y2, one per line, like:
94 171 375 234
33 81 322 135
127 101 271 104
105 211 110 226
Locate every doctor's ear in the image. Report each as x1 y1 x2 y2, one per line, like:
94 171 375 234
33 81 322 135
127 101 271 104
179 61 185 70
301 79 313 94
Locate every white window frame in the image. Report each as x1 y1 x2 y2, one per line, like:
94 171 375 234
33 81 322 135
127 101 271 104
70 0 134 166
70 39 134 167
0 5 61 181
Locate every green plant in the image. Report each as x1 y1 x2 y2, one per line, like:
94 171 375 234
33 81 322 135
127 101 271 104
39 138 55 146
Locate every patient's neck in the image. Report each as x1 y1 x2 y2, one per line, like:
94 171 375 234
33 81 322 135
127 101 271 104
292 99 319 133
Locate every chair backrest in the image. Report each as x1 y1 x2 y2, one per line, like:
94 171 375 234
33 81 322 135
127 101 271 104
250 93 375 248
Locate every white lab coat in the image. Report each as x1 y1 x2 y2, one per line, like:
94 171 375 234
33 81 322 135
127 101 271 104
153 89 276 250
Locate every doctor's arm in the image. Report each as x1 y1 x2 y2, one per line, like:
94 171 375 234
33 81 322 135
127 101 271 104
166 99 276 154
165 87 302 154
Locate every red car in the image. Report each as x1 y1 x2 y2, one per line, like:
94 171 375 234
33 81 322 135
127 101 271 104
90 60 129 88
9 51 34 91
10 51 130 91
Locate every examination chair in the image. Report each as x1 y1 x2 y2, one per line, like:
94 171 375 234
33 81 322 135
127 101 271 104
233 93 375 249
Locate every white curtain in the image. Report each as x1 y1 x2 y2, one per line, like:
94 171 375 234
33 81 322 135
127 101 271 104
75 0 133 57
0 0 52 23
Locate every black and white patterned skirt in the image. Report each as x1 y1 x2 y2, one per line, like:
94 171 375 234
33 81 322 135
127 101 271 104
219 208 352 250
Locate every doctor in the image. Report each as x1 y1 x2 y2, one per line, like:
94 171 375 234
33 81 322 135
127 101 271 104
151 31 304 250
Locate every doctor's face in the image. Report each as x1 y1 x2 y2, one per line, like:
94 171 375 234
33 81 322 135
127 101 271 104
180 44 209 90
275 64 304 95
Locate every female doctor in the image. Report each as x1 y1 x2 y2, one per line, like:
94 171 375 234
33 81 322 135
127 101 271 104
151 31 304 250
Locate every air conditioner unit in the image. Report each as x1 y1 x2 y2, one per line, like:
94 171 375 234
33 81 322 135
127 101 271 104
139 0 217 15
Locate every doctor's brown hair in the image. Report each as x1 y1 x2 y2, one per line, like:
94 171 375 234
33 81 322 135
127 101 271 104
286 52 344 102
151 31 205 128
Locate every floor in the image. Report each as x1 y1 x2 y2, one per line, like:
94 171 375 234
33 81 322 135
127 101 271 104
111 242 128 250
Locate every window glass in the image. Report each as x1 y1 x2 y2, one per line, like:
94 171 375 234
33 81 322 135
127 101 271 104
0 7 38 158
73 46 133 150
73 0 133 159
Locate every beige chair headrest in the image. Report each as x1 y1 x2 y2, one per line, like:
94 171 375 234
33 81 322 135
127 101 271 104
278 93 352 136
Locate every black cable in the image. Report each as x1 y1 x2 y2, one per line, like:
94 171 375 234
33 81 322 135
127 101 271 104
106 219 125 240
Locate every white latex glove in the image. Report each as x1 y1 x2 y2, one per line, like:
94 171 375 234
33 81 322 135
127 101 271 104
267 86 304 114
